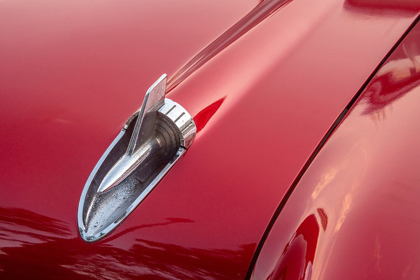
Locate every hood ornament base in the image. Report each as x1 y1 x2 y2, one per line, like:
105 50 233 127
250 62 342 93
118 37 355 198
78 74 196 242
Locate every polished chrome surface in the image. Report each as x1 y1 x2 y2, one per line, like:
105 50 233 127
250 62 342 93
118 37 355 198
158 98 196 149
126 74 166 155
78 75 196 242
98 75 167 193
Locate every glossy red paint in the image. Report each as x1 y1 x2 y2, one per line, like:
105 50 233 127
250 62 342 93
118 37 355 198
0 0 419 279
251 20 420 280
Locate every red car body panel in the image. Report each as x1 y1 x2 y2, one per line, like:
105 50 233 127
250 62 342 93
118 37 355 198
251 22 420 280
0 0 419 278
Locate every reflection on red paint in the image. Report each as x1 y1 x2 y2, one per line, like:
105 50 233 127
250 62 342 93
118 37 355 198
252 21 420 280
316 208 328 231
1 0 419 277
167 0 293 92
269 214 320 280
363 27 420 115
0 207 253 279
193 97 225 133
346 0 420 11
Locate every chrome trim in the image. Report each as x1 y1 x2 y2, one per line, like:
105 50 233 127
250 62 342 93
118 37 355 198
158 99 196 149
126 74 166 155
78 74 196 242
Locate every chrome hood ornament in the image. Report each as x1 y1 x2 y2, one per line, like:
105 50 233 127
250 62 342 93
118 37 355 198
78 74 196 242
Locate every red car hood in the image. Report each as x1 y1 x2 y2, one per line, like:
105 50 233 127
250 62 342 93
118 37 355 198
0 0 419 278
